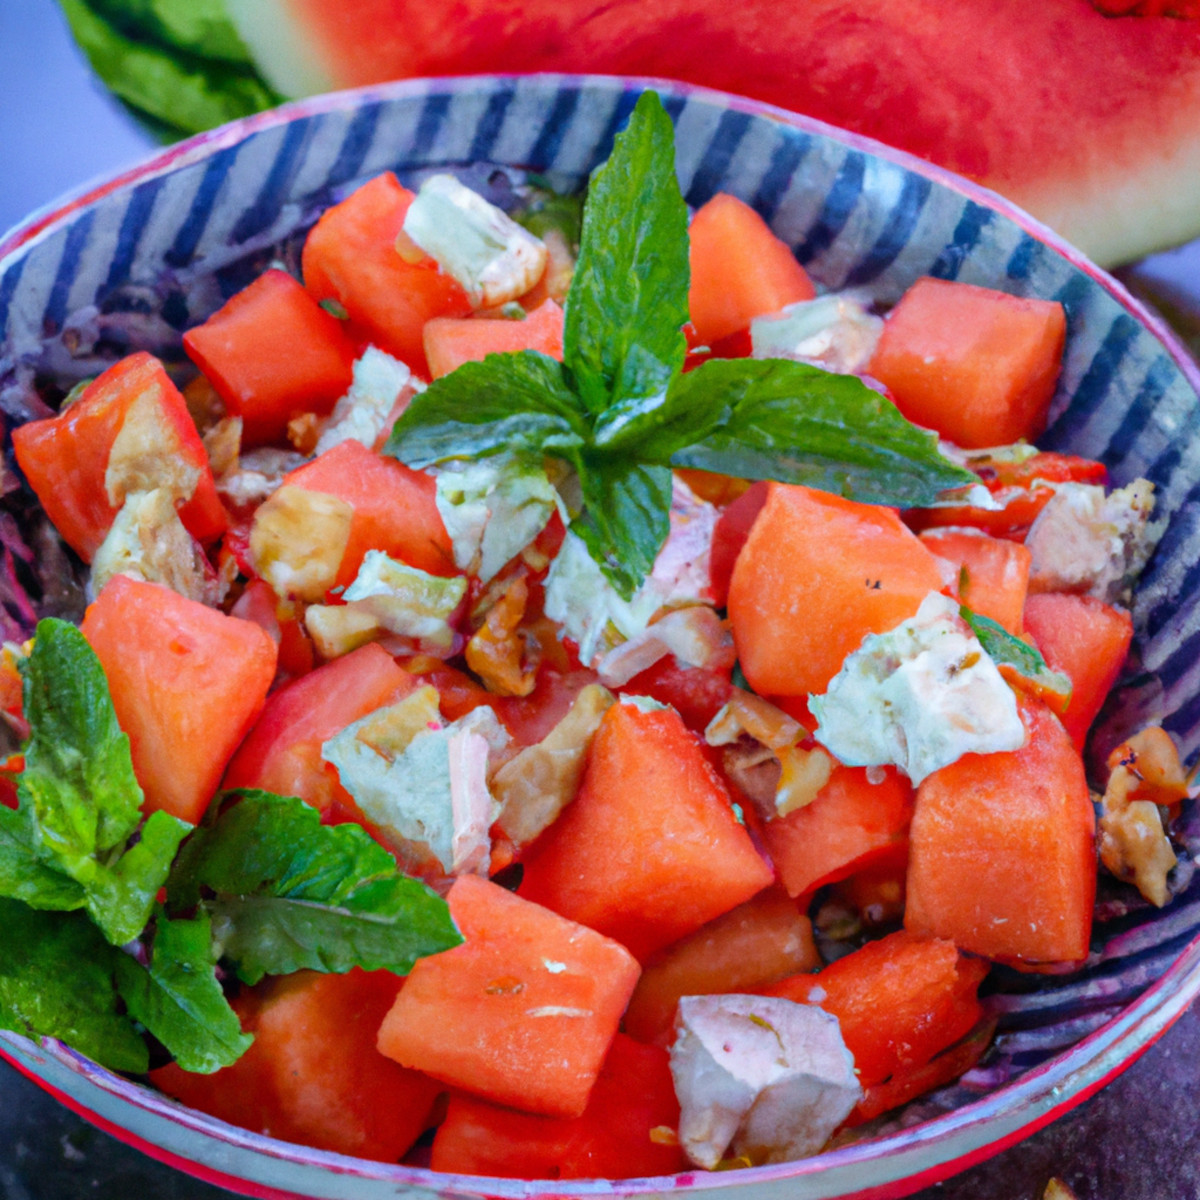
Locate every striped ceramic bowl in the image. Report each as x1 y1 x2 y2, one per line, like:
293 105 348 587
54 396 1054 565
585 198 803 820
2 73 1200 1200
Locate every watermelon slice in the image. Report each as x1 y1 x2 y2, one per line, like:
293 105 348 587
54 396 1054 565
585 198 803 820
60 2 1200 265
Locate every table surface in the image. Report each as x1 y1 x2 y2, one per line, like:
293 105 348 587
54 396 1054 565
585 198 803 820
4 3 1200 1198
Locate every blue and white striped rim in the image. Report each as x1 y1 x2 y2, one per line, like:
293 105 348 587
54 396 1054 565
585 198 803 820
3 73 1200 1200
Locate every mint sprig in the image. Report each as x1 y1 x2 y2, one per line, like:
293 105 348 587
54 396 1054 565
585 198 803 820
1 620 190 946
168 789 463 985
116 908 253 1074
0 898 148 1074
385 91 975 599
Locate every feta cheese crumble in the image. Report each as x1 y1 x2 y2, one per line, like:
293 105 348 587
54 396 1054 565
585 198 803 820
544 477 718 665
434 454 559 583
322 687 509 878
403 174 548 309
1025 479 1163 604
670 994 861 1169
810 591 1025 785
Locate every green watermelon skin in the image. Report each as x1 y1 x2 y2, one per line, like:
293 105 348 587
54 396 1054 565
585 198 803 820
222 0 1200 267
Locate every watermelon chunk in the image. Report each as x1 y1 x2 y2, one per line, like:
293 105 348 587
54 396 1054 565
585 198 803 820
152 970 440 1162
376 875 641 1118
81 575 277 825
430 1034 687 1179
518 701 775 961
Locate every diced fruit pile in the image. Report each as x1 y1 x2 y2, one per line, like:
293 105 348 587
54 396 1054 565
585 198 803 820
0 94 1184 1179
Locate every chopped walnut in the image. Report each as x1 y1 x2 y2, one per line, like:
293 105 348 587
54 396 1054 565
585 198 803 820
1098 726 1187 907
1042 1179 1080 1200
249 484 353 602
90 489 225 607
492 684 614 847
105 389 201 509
287 412 322 455
466 575 539 697
202 415 242 479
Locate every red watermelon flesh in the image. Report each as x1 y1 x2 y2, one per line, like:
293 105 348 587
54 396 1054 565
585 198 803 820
224 0 1200 266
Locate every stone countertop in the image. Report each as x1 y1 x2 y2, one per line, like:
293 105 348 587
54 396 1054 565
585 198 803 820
3 1000 1199 1200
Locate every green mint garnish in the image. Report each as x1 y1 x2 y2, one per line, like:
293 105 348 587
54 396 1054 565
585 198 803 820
116 908 253 1075
385 91 974 599
167 789 463 985
0 898 148 1073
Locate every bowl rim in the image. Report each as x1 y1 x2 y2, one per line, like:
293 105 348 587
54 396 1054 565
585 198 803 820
3 69 1200 1200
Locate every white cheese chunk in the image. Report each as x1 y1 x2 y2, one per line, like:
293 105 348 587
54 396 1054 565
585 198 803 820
544 476 718 666
403 174 548 309
810 591 1025 785
314 346 416 456
750 293 883 375
322 690 509 878
434 454 559 583
670 994 861 1169
1025 479 1162 604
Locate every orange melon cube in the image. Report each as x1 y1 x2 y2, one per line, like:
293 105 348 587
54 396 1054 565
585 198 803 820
376 875 640 1118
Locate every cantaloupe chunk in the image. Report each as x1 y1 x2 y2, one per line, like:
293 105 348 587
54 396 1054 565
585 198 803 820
729 483 945 696
868 277 1066 449
905 698 1096 966
376 875 640 1118
688 193 815 345
920 528 1031 634
1022 592 1133 750
81 575 277 824
761 765 914 901
152 970 440 1162
518 701 774 961
430 1034 687 1179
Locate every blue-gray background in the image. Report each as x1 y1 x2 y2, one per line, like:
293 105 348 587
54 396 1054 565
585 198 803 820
1 1 1199 1197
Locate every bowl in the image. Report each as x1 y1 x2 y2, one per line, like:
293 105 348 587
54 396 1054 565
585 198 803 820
3 73 1200 1200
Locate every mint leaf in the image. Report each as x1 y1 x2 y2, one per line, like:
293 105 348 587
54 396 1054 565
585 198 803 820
116 909 252 1074
0 899 148 1073
665 359 977 507
563 91 689 415
572 460 673 600
10 619 190 945
59 0 281 138
385 351 587 469
168 790 462 985
960 606 1074 703
0 807 86 912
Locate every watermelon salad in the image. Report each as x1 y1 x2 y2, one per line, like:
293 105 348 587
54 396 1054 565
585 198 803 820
0 92 1188 1177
